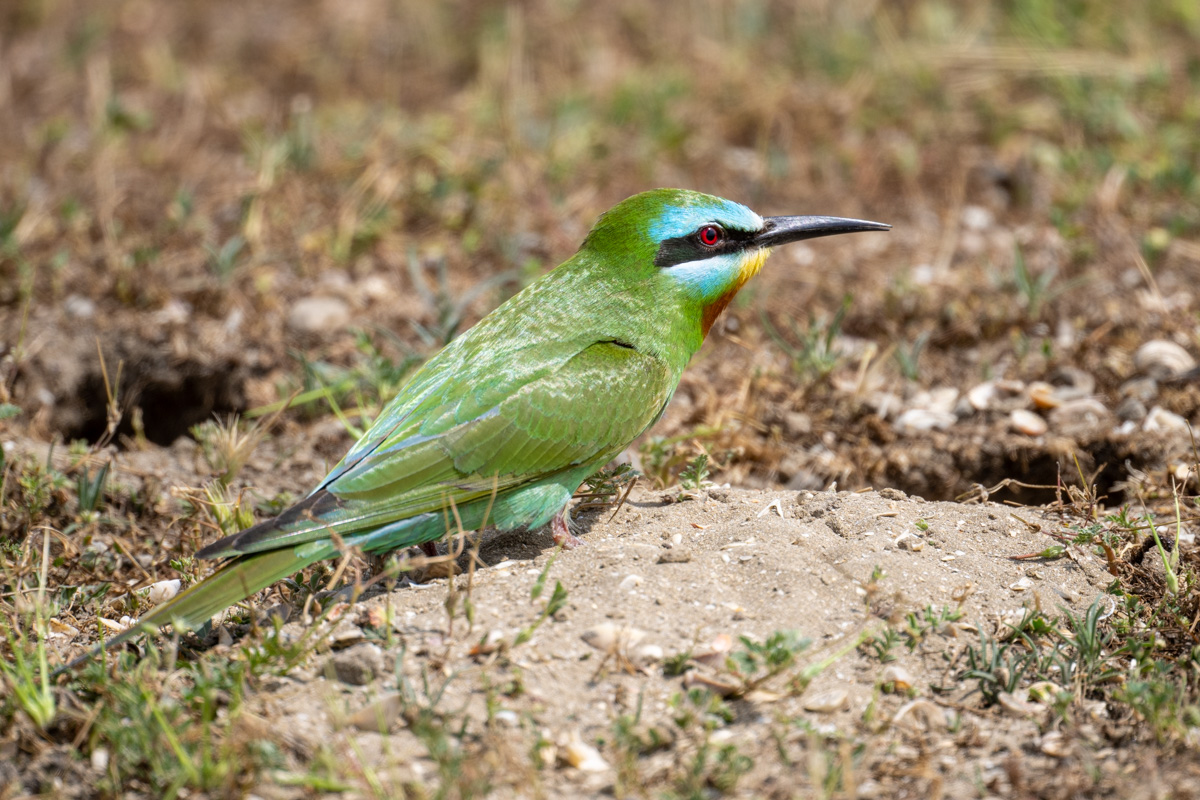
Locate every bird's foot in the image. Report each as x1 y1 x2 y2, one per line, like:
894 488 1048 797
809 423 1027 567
551 509 584 549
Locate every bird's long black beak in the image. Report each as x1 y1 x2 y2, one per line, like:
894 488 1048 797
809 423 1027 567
754 215 890 248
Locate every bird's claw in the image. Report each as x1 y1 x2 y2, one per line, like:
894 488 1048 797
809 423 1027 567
552 511 584 549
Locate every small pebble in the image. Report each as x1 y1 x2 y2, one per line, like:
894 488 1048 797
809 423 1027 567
998 691 1041 718
1048 398 1113 438
288 296 351 334
329 621 366 648
803 688 849 713
493 710 520 727
961 205 993 231
347 693 403 731
658 548 691 564
1009 577 1033 592
64 294 96 319
326 643 384 685
784 411 812 437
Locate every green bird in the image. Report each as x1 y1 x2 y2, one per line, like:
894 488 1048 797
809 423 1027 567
68 188 887 668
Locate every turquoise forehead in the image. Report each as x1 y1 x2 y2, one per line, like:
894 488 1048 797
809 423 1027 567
647 194 763 242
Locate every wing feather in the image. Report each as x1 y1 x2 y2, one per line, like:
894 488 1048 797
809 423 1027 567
200 341 675 558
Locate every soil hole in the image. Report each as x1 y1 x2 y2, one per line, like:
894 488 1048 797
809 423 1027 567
64 361 245 447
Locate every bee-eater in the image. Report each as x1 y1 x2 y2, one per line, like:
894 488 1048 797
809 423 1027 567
68 189 887 668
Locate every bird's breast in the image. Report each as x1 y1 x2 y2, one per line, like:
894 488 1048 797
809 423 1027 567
700 248 769 337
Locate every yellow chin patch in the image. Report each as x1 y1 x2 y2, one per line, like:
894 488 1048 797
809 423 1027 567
701 248 772 337
738 247 770 285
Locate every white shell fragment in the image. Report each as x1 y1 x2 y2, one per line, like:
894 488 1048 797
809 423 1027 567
581 623 646 653
1134 340 1195 379
48 618 80 638
562 733 610 772
1027 681 1063 703
1040 731 1069 758
881 665 915 692
147 579 182 604
967 381 998 411
1010 409 1048 436
1143 406 1189 433
998 691 1041 718
617 574 644 591
683 670 740 697
891 699 946 730
894 409 956 434
635 644 664 664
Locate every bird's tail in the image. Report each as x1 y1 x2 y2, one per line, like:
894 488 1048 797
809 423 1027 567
59 546 326 673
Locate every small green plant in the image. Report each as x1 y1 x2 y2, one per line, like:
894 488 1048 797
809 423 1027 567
663 647 694 677
513 549 568 647
206 234 246 280
177 481 257 539
1 615 56 729
678 453 710 494
13 451 69 524
191 415 270 487
960 628 1032 705
638 426 722 488
576 462 637 510
727 630 812 693
75 653 282 796
761 294 852 380
407 250 518 347
900 605 965 651
74 460 111 522
611 700 673 795
893 331 929 381
664 689 752 798
863 628 901 663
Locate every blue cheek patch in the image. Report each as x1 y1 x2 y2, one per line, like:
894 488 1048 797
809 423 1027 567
663 252 743 300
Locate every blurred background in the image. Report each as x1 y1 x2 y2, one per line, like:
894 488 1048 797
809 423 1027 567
2 0 1199 502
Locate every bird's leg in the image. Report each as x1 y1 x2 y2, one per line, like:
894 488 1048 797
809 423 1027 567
551 506 584 549
421 541 439 558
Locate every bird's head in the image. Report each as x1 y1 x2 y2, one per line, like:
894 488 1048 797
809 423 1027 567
580 189 889 338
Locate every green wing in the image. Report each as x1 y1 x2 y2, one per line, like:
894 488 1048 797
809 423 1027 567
200 340 675 558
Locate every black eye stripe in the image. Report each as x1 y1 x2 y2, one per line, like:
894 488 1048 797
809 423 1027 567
653 226 757 269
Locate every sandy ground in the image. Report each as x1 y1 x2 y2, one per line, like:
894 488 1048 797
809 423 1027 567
32 425 1168 798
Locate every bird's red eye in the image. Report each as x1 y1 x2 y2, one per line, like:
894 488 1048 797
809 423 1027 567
698 225 723 247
